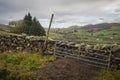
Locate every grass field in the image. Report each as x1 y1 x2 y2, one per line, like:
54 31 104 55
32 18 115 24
49 32 63 39
50 26 120 44
0 24 120 44
93 69 120 80
0 51 55 80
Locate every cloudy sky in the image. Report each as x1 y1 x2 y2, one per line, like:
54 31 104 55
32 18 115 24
0 0 120 28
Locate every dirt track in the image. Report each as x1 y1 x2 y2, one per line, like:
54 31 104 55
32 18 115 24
35 57 98 80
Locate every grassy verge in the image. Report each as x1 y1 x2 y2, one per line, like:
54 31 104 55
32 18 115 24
0 30 18 36
0 52 56 80
93 69 120 80
49 32 63 39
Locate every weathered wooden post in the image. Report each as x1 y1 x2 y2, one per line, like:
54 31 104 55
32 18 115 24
42 14 54 55
47 14 54 40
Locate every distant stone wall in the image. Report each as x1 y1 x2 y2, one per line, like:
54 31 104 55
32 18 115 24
0 35 55 53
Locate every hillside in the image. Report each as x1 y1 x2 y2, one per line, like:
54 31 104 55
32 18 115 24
81 23 120 31
0 24 17 35
0 24 12 32
51 23 120 33
0 22 120 44
50 23 120 44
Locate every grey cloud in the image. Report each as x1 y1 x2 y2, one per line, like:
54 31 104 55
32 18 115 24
0 0 120 25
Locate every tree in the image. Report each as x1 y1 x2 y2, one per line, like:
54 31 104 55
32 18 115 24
29 17 46 36
12 13 46 36
24 13 32 26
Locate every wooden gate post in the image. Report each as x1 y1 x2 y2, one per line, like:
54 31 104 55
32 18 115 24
42 14 54 55
46 14 54 40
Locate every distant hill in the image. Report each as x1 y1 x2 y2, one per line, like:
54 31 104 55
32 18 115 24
51 23 120 34
0 24 12 32
69 25 80 29
81 23 120 31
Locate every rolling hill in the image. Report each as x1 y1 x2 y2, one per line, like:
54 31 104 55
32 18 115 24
81 23 120 31
0 24 12 32
50 23 120 44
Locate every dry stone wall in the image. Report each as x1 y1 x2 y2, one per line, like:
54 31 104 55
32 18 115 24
0 34 120 57
0 35 55 53
55 41 120 57
55 41 120 68
0 34 119 68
